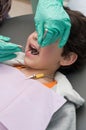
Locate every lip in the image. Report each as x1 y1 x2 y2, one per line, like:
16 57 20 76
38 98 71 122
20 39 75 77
25 50 33 57
25 41 40 51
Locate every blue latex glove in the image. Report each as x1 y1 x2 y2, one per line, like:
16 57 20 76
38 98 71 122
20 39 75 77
34 0 71 48
0 35 22 62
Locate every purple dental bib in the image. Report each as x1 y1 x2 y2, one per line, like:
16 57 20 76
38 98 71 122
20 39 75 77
0 64 66 130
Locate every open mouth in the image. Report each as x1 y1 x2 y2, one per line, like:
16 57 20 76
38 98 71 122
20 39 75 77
29 44 39 55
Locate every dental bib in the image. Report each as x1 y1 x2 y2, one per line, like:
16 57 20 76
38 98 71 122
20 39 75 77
0 64 66 130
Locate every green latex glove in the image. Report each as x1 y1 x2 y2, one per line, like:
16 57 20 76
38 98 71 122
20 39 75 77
34 0 71 48
0 35 22 62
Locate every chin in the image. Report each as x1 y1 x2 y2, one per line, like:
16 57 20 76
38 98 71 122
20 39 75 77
24 57 35 68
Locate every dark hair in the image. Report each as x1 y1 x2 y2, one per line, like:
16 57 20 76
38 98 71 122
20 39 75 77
0 0 11 23
59 7 86 73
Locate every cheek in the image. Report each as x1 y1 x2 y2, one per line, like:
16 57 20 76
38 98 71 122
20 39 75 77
40 49 63 66
39 51 55 66
41 49 60 61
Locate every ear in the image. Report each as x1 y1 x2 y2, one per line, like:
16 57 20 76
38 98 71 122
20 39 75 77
60 52 78 66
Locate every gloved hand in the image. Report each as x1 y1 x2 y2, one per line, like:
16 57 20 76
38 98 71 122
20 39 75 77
34 0 71 48
0 35 22 62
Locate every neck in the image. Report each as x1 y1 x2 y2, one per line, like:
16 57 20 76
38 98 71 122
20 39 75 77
20 66 55 83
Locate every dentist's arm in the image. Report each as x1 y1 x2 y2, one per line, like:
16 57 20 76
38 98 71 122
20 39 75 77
30 0 38 14
31 0 71 48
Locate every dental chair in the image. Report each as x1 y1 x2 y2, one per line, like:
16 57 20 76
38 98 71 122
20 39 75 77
0 14 86 130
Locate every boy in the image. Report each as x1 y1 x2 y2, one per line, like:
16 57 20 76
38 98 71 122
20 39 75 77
0 7 86 130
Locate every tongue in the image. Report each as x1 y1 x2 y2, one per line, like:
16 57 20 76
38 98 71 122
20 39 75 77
31 49 39 55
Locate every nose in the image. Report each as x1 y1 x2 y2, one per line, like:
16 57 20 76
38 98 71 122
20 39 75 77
33 32 38 41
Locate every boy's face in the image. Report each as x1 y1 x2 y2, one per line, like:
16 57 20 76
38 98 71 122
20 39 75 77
24 31 64 72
